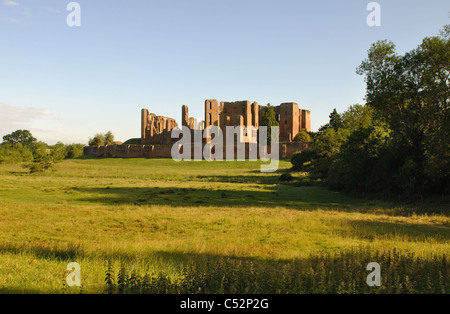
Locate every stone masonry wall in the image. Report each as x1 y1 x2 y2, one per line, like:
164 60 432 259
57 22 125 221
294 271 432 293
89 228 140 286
83 142 311 159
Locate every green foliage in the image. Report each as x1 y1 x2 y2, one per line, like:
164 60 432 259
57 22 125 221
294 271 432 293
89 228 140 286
327 125 390 192
89 134 105 147
340 105 375 131
104 249 449 294
293 129 311 143
0 143 33 164
259 104 279 143
308 127 350 178
105 260 116 294
327 108 343 131
23 141 54 174
296 26 449 197
104 131 115 146
290 149 317 172
89 132 116 147
23 158 53 174
28 142 86 172
0 158 448 293
50 142 67 163
1 131 86 172
279 172 293 182
2 130 37 148
48 142 85 161
306 104 376 179
1 130 85 169
65 144 85 159
355 25 450 196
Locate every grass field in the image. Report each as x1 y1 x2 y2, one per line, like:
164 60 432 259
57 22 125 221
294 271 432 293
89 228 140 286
0 158 448 294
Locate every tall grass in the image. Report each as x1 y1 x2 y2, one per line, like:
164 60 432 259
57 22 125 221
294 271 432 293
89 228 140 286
0 159 448 293
104 248 448 294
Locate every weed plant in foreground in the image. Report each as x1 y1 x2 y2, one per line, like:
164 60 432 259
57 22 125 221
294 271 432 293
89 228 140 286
103 248 449 294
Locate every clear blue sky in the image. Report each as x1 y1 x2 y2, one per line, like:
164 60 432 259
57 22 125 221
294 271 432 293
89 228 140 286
1 0 448 144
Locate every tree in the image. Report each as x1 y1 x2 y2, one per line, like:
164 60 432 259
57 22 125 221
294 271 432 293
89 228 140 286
259 104 279 143
327 125 390 192
89 132 115 147
293 105 380 179
104 131 115 146
23 141 54 174
0 143 33 164
65 144 85 159
291 149 317 172
357 25 449 195
89 134 105 147
2 130 37 148
340 104 375 131
329 109 342 131
50 142 67 162
293 129 312 143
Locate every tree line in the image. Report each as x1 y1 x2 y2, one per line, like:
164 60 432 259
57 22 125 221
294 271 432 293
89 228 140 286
291 25 449 198
0 129 115 173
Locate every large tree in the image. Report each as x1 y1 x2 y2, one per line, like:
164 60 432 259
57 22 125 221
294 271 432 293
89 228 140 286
89 133 105 147
356 25 449 194
89 131 115 147
104 131 115 146
293 26 448 196
259 104 279 144
2 130 37 148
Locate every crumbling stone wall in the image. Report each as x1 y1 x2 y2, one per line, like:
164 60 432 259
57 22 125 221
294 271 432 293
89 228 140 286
141 99 310 146
84 144 173 158
141 109 178 145
84 142 310 159
182 105 202 130
259 103 311 142
85 100 312 160
205 99 311 144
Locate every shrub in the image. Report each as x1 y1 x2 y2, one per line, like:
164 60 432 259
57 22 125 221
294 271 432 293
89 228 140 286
293 129 311 143
89 132 115 147
327 125 390 193
65 144 85 159
89 134 105 147
0 143 33 164
50 142 67 163
291 149 316 171
23 158 53 174
279 172 293 182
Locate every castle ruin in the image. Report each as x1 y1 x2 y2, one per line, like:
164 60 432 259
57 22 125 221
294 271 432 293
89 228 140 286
141 109 178 145
141 99 311 145
84 99 312 159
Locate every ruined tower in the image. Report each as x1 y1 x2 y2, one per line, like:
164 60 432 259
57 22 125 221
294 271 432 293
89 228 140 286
141 109 178 145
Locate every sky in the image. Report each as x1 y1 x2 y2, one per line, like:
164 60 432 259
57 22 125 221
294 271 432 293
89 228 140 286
0 0 449 145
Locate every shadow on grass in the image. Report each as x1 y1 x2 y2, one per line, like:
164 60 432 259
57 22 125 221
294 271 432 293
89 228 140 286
72 185 369 209
195 174 282 184
342 219 450 244
0 243 448 294
74 155 103 160
1 213 448 266
7 171 28 176
0 288 46 294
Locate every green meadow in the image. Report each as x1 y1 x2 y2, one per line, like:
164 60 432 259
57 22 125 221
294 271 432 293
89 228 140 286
0 158 448 294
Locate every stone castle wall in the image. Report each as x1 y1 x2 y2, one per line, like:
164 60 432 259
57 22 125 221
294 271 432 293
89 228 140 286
84 142 311 159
